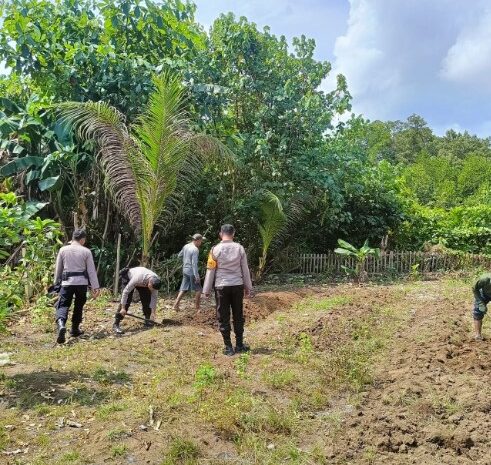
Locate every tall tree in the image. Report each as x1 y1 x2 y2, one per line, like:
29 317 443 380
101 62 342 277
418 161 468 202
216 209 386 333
58 74 232 263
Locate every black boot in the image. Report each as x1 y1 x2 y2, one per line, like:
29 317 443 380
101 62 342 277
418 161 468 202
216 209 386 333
113 313 124 335
56 319 66 344
70 325 84 337
222 334 235 356
235 334 250 353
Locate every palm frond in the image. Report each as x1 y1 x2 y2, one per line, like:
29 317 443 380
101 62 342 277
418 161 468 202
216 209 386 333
56 101 142 232
259 191 287 256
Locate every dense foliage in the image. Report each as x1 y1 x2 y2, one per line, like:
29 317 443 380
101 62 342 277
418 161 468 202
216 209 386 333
0 0 490 311
0 191 61 320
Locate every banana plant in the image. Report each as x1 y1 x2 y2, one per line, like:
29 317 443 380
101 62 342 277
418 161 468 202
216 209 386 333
334 238 381 283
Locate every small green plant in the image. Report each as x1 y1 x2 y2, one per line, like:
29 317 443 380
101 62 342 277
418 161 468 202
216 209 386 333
193 363 217 391
335 239 381 283
60 451 81 462
263 369 297 389
235 353 250 379
111 443 128 457
298 332 313 363
161 438 200 465
410 263 421 280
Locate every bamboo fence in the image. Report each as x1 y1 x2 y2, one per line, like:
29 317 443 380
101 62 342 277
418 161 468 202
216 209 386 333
283 251 491 275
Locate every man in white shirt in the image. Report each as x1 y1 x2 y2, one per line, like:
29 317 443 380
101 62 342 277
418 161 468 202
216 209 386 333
203 225 253 356
54 229 100 343
113 266 161 334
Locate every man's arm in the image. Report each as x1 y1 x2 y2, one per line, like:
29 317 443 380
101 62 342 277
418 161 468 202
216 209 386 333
240 247 253 291
192 248 200 280
86 251 100 290
54 250 63 283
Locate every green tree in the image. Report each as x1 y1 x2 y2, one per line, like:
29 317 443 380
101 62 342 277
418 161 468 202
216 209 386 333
58 74 232 263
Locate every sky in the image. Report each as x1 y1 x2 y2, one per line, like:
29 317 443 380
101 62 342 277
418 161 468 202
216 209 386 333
193 0 491 137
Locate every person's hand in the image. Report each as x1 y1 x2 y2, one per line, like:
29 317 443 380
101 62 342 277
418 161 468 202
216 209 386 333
195 276 201 284
203 293 210 299
91 289 100 299
150 311 156 321
119 307 127 317
244 288 254 298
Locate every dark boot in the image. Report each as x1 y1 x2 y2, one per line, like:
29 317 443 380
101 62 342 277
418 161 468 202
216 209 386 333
113 313 124 335
222 334 235 356
70 326 84 337
56 319 66 344
235 333 250 353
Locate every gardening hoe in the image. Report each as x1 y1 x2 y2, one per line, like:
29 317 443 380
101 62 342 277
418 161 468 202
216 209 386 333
124 312 165 327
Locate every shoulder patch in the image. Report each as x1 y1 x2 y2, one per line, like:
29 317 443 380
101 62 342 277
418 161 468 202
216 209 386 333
207 251 217 270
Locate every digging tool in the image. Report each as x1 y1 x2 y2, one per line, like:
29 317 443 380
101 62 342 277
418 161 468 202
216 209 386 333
124 312 165 327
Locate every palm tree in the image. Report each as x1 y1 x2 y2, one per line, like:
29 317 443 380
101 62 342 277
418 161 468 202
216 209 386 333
57 74 232 263
257 191 286 279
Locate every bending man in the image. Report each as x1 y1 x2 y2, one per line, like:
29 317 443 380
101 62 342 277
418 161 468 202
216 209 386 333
113 266 161 334
203 224 253 356
54 229 100 344
472 273 491 340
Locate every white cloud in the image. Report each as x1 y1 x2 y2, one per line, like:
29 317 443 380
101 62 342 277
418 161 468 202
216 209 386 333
327 0 491 134
440 7 491 86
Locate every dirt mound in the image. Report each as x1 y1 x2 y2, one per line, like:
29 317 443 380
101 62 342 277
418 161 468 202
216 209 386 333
327 284 491 464
173 289 312 327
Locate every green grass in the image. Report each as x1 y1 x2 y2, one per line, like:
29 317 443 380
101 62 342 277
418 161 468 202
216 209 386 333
0 280 450 464
92 367 131 385
95 400 128 419
161 438 200 465
294 295 352 312
262 368 297 389
111 443 128 457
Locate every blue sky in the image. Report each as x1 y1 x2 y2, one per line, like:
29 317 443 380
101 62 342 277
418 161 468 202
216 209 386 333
194 0 491 137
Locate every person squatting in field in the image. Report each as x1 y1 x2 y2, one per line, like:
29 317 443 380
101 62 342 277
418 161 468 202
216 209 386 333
53 229 100 344
472 273 491 340
173 233 206 311
203 224 253 356
113 266 162 334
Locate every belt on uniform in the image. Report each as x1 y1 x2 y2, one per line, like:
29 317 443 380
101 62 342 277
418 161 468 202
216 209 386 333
62 271 89 280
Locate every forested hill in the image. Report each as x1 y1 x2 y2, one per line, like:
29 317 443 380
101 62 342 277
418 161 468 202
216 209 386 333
1 0 490 294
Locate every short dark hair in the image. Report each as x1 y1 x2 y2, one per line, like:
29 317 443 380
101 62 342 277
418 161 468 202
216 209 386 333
220 224 235 236
150 276 161 290
72 229 87 241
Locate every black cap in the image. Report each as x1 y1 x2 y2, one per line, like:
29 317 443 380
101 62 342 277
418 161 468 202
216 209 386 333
72 229 87 241
220 224 235 235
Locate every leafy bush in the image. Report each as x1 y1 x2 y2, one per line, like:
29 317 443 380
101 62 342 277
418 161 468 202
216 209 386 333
0 192 62 326
395 203 491 254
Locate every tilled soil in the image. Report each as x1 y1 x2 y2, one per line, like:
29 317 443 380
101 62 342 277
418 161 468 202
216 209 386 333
328 282 491 464
1 280 490 464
